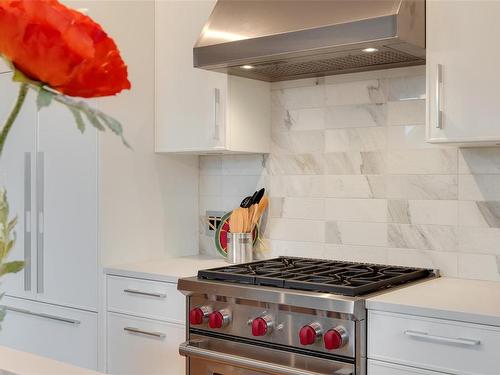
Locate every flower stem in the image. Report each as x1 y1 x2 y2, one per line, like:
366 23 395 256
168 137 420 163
0 83 29 159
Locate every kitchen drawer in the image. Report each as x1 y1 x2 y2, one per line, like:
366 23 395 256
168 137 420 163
107 275 185 323
107 312 185 375
368 310 500 375
368 360 446 375
0 296 98 370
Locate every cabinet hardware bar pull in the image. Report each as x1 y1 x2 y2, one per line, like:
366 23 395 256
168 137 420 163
213 88 220 141
24 152 31 291
404 330 480 346
36 151 44 293
436 64 443 129
2 306 80 325
124 326 165 338
123 288 166 298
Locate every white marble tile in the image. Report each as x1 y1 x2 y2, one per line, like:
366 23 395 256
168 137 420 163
272 108 326 132
325 103 386 128
383 75 426 101
386 248 458 277
266 153 324 175
221 175 262 197
270 240 325 259
324 152 386 175
388 223 458 251
459 201 500 228
325 79 386 105
325 199 387 223
199 155 222 175
271 130 324 154
323 244 388 264
324 175 385 198
386 99 426 126
459 148 500 174
268 175 325 197
458 174 500 201
274 84 326 110
276 197 325 220
458 253 500 281
388 200 458 226
458 227 500 254
387 149 457 175
386 175 458 200
387 125 436 150
199 175 222 196
221 155 264 175
199 195 223 216
266 218 325 242
325 127 387 152
327 221 388 246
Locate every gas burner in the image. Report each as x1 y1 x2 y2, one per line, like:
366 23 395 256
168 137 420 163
198 256 434 297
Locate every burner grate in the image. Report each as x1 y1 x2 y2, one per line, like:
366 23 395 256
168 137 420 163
198 257 433 296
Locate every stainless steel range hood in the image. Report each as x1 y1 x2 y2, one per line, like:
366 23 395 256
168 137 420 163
194 0 425 82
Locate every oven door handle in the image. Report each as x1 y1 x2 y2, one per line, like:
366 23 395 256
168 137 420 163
179 341 338 375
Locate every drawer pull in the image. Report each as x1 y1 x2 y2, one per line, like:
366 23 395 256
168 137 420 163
404 330 480 346
123 289 166 299
124 326 165 339
2 306 80 325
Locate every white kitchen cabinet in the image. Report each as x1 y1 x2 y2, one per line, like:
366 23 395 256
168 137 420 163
155 0 271 154
426 0 500 145
107 312 185 375
368 360 444 375
0 296 98 370
0 74 37 300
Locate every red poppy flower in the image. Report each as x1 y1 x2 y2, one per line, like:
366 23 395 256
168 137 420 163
0 0 130 98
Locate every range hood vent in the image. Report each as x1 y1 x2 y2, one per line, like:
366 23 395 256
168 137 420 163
194 0 425 82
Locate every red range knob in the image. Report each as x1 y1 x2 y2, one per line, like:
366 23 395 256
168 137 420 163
209 310 231 329
299 325 318 345
251 316 272 336
324 327 347 350
189 306 211 325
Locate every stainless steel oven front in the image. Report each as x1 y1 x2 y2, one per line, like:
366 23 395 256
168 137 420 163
180 334 355 375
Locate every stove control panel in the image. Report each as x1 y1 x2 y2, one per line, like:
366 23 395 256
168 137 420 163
189 306 212 325
299 322 322 345
324 326 348 350
208 309 231 329
251 315 273 336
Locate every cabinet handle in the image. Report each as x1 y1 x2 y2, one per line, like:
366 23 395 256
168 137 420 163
36 151 44 294
435 64 443 129
124 326 165 339
213 88 220 141
2 306 80 325
24 152 32 292
123 288 166 298
404 330 480 346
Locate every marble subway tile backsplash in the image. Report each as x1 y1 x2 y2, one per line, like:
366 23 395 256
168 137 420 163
199 66 500 282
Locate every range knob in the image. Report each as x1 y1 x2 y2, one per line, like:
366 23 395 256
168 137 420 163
324 326 348 350
208 309 231 329
251 315 273 336
189 306 212 325
299 322 322 346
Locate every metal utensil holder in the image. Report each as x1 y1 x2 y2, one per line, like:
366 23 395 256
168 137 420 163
227 233 253 264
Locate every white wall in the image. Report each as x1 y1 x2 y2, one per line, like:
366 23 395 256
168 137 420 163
200 66 500 282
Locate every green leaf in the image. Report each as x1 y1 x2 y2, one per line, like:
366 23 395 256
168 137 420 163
0 261 24 277
68 107 86 133
83 108 106 131
7 216 17 233
98 113 131 149
37 89 54 110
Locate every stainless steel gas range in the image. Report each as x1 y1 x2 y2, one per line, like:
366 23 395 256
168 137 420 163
177 257 436 375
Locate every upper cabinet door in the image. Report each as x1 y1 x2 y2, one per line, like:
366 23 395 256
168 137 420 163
0 73 37 299
36 100 98 311
155 0 227 153
426 1 500 145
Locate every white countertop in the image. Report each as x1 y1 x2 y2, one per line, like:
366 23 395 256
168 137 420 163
0 346 102 375
367 277 500 326
104 254 227 283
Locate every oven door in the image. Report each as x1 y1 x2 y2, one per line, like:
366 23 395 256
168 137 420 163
180 334 355 375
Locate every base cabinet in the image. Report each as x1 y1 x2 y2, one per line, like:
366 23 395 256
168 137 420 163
0 296 98 370
107 312 185 375
368 360 444 375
